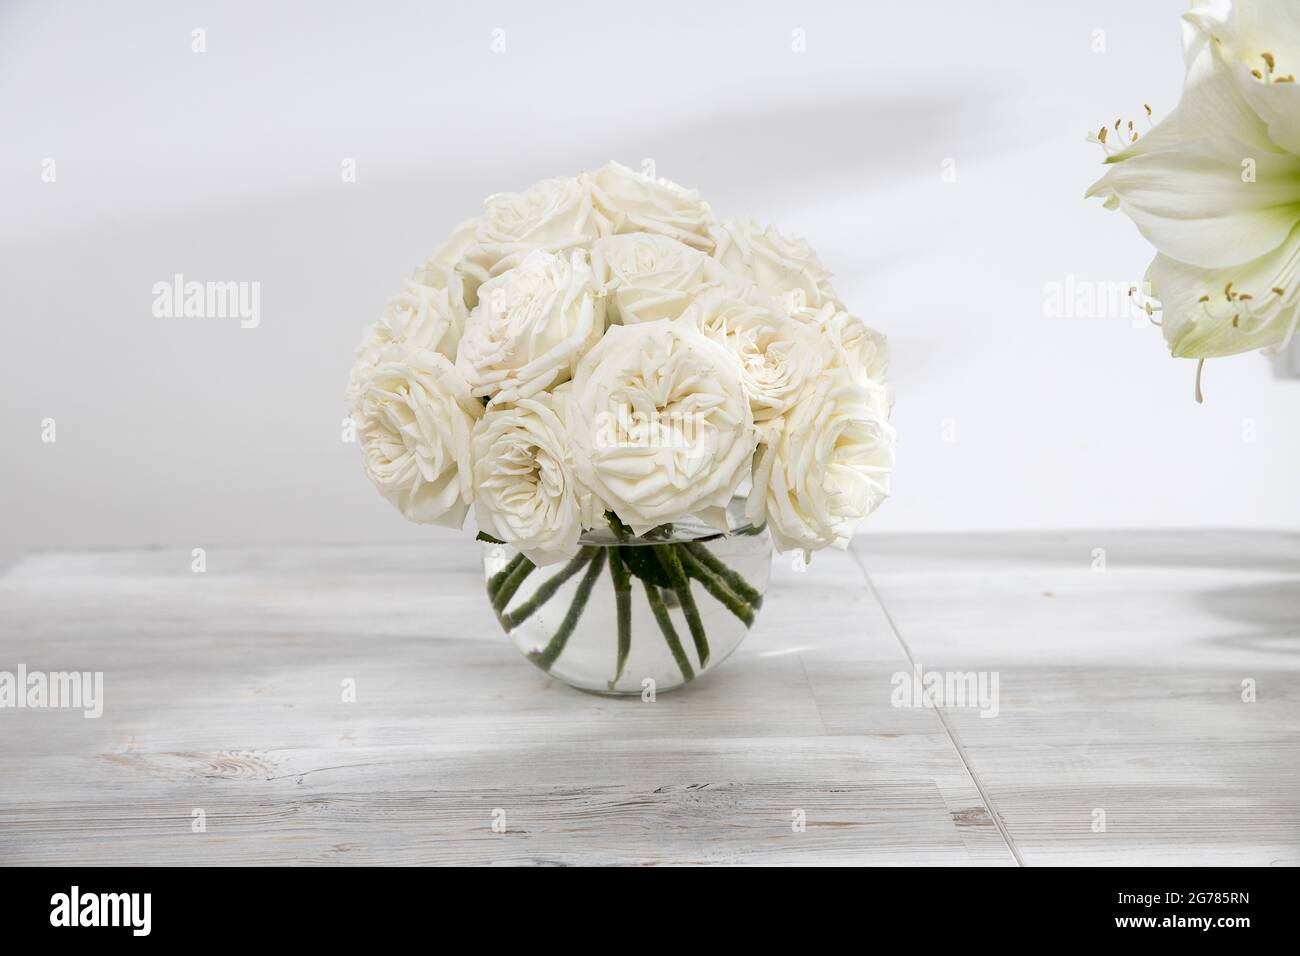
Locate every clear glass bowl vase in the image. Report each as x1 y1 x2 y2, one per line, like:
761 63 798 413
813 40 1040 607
481 506 772 695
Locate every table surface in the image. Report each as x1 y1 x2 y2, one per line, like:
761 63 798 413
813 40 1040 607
1 530 1296 866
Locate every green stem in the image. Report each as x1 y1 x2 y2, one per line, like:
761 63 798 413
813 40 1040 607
487 552 526 601
492 555 536 615
684 540 763 609
608 547 633 690
679 547 754 627
643 580 694 682
606 512 632 541
501 547 595 630
529 550 607 671
653 544 709 668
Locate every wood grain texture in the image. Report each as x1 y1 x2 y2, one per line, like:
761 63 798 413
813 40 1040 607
854 530 1300 866
8 531 1289 865
0 535 1009 866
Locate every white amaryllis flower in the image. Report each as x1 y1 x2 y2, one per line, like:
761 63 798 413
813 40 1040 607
712 219 843 316
567 318 756 534
460 175 601 303
1087 0 1300 368
351 344 482 528
749 366 894 554
456 249 605 404
590 161 716 251
680 284 827 425
470 388 586 565
591 233 744 325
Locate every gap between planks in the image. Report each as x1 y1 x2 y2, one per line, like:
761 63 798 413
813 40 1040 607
849 545 1025 867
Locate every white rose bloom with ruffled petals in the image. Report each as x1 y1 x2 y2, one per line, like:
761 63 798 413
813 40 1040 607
471 388 587 566
381 279 467 355
351 343 482 528
823 308 889 385
749 366 894 554
568 318 756 535
1087 0 1300 364
346 322 387 411
681 284 827 425
712 219 843 316
796 303 892 416
345 279 469 407
592 233 744 325
348 163 897 569
415 216 479 282
461 176 600 302
590 161 716 251
456 249 605 405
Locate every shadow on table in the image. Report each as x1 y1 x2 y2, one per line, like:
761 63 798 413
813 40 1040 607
1196 579 1300 655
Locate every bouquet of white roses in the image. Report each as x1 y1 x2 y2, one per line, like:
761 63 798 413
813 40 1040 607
346 162 893 688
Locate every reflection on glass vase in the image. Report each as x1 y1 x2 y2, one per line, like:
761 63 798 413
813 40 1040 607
481 504 772 695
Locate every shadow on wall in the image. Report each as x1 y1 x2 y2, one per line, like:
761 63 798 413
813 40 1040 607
591 88 1015 210
0 86 1015 567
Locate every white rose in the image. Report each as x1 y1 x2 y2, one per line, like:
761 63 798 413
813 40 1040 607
456 249 605 404
824 308 889 383
568 317 756 534
681 285 827 425
471 388 587 566
461 175 600 301
414 217 479 281
712 219 842 315
344 278 468 407
749 366 894 553
591 233 744 325
797 303 892 411
590 161 716 251
351 343 482 528
346 322 388 411
381 279 466 355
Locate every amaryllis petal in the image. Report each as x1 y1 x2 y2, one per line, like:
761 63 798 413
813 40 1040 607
1240 80 1300 157
1148 226 1300 358
1088 134 1300 269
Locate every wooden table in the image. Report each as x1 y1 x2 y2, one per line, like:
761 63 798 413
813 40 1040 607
2 531 1296 866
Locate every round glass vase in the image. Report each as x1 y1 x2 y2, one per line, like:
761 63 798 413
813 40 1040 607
481 510 772 695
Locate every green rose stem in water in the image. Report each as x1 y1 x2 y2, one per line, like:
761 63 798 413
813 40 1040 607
491 555 535 615
684 540 764 609
642 579 695 682
653 544 710 667
487 515 767 682
605 511 632 541
608 547 633 690
501 547 597 630
678 547 754 627
530 549 607 671
486 552 525 601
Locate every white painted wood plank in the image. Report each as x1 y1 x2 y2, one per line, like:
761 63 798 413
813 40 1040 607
0 539 1009 866
855 530 1300 866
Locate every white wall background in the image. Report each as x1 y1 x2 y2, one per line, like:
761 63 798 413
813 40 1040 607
3 0 1298 569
